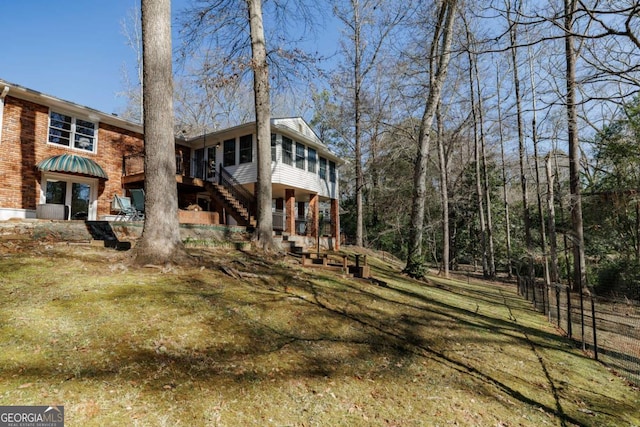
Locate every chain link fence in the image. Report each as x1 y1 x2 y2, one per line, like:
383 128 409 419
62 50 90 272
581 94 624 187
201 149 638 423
518 277 640 385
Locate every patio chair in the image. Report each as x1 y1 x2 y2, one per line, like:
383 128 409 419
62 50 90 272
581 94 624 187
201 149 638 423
113 195 140 221
129 188 145 219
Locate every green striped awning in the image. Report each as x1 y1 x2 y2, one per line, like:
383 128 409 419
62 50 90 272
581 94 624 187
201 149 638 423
36 154 108 180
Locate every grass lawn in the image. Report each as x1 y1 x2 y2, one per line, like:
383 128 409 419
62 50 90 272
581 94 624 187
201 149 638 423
0 242 638 426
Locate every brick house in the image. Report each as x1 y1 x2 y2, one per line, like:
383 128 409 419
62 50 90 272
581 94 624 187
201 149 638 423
0 79 342 248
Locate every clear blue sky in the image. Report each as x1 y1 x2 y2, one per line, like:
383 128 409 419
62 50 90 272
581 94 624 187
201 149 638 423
0 0 154 115
1 1 339 117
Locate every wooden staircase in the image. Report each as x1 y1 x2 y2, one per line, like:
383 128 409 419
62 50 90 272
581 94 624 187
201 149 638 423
205 181 256 227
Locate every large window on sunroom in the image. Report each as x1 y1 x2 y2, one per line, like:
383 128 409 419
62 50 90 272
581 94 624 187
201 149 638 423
307 148 317 173
282 136 293 166
48 111 97 152
223 138 236 167
295 142 305 169
319 157 327 180
271 133 277 161
239 134 253 164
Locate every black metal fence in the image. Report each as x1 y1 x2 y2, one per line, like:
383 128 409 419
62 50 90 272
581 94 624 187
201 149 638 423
518 277 640 386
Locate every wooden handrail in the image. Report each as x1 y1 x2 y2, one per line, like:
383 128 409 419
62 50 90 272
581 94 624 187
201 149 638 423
218 165 256 217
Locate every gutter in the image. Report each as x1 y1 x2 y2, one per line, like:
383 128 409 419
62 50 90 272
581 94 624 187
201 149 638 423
0 85 9 144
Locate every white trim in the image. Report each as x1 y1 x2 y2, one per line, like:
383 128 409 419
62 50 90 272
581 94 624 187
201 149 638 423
0 79 142 134
47 108 99 154
40 172 99 220
185 118 344 165
0 208 36 221
0 85 9 145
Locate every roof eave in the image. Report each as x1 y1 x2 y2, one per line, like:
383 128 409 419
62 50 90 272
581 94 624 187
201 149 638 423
0 79 143 134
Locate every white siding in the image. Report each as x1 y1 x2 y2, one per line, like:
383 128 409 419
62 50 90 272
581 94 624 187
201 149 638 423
272 118 322 145
272 161 338 199
224 163 257 185
194 118 341 200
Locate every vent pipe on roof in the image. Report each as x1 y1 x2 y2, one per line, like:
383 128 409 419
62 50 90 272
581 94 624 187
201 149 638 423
0 85 10 144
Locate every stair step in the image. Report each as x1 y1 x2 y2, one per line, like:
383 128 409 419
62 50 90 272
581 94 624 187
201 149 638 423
206 180 255 227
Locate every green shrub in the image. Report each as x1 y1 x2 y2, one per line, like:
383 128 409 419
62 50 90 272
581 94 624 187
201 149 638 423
594 259 640 299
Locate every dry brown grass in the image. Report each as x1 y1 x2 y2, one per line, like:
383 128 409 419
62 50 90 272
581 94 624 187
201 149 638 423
0 241 638 426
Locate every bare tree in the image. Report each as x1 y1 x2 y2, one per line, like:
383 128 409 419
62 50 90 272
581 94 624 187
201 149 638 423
248 0 275 250
506 0 533 277
564 0 587 291
118 6 143 122
133 0 190 265
463 14 496 279
405 0 458 278
436 106 450 277
463 18 488 276
178 0 286 250
527 37 551 288
578 0 640 94
545 152 560 283
332 0 407 247
495 64 513 278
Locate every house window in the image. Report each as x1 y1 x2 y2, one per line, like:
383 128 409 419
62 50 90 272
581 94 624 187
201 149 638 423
295 142 305 169
41 172 96 220
193 148 206 179
46 181 66 204
319 157 327 180
48 111 97 152
271 133 277 161
282 136 293 166
239 134 253 164
223 138 236 167
307 148 317 173
329 160 336 183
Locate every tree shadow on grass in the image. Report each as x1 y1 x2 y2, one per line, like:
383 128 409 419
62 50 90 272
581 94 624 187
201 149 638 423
0 252 635 425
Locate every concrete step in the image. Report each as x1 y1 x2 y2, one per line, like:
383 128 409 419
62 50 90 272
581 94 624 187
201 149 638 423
290 245 305 254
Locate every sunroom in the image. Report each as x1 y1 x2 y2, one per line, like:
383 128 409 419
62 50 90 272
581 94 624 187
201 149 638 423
163 117 342 246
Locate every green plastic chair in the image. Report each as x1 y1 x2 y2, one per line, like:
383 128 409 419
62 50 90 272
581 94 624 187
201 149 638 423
129 188 145 219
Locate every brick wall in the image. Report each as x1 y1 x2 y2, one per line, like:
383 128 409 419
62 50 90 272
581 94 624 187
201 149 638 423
97 123 144 216
0 96 48 211
0 95 143 217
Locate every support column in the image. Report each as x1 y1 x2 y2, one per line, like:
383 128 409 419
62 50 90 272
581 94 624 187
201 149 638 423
331 198 340 250
285 189 295 234
308 193 319 238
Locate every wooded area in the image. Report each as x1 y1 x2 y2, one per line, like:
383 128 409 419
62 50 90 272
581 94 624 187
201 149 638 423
129 0 640 297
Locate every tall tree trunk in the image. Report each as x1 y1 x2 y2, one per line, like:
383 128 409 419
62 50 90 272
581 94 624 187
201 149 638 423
248 0 275 250
134 0 189 265
507 1 533 277
528 43 550 287
436 106 450 278
496 66 513 278
545 153 559 283
405 0 457 278
565 0 587 291
465 26 488 277
472 36 496 279
479 110 496 279
555 151 573 287
354 0 364 248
